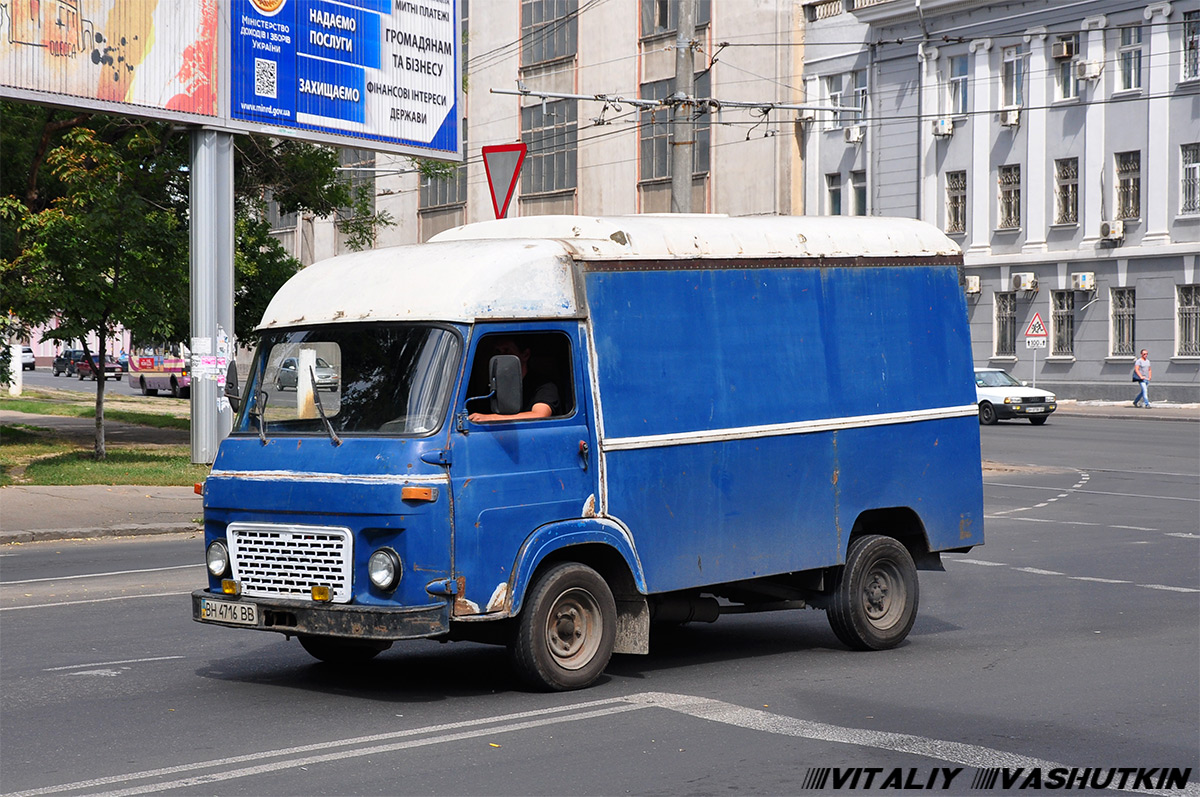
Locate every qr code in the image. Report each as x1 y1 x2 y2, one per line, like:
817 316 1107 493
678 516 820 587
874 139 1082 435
254 58 277 99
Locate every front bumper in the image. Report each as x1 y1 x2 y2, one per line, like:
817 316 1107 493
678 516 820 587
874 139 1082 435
995 402 1056 419
191 590 450 640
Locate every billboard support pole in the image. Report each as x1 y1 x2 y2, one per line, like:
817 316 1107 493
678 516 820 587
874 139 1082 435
190 129 236 464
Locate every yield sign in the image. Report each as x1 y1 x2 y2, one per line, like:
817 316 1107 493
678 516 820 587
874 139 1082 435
1024 312 1048 337
482 143 527 219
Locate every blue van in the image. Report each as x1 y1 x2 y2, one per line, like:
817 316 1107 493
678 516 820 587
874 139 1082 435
193 215 984 691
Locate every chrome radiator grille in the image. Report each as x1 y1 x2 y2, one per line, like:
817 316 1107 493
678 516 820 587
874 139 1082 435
227 523 353 603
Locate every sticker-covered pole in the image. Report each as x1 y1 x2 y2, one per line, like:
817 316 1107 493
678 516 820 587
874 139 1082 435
190 129 236 464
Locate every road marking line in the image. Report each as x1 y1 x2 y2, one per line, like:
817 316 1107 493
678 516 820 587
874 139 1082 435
1070 577 1131 584
43 656 185 672
0 592 189 611
1014 567 1064 576
7 692 1196 797
1166 532 1200 539
2 564 201 586
1110 525 1158 532
950 558 1008 567
1138 584 1200 593
986 517 1104 527
985 483 1199 503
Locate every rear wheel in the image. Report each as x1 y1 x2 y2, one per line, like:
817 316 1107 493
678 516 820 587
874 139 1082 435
1029 416 1048 425
511 562 616 691
170 378 181 398
827 534 919 651
298 635 391 664
978 402 998 425
140 377 158 397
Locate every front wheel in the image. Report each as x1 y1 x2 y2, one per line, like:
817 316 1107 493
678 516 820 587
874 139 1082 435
1029 416 1048 425
978 402 998 425
511 562 616 691
827 534 919 651
298 635 391 665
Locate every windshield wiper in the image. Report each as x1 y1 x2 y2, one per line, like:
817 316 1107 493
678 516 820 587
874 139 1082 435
309 366 342 446
251 389 269 444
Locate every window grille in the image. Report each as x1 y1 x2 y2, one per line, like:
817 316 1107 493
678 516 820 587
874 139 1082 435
945 171 966 234
995 292 1016 356
998 164 1021 229
947 56 968 115
1111 288 1135 357
521 99 578 195
1119 26 1142 91
1116 151 1140 220
1182 143 1200 215
1054 158 1078 225
826 174 842 215
1180 285 1200 357
521 0 578 66
1185 11 1199 81
1052 290 1075 356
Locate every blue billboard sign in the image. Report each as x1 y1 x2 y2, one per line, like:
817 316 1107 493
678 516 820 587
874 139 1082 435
231 0 460 158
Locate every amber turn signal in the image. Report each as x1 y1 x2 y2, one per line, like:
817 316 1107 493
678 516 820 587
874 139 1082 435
311 586 332 602
401 486 437 502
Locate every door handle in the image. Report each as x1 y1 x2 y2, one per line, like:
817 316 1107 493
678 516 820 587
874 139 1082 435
578 440 589 471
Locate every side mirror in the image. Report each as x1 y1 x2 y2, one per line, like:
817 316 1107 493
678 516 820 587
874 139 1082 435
489 354 523 415
224 361 241 412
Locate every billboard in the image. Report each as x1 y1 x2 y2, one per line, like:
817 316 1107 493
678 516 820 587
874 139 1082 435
0 0 462 159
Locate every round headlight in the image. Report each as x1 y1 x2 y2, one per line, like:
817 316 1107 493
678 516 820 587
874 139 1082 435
1047 395 1056 402
206 540 230 578
368 548 402 591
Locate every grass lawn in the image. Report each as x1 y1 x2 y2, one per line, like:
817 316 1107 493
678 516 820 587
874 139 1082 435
1 389 189 429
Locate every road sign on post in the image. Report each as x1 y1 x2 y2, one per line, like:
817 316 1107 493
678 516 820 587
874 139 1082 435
1024 312 1048 386
482 143 527 219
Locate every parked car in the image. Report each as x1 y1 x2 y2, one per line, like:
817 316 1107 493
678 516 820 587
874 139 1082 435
274 356 339 391
974 367 1056 425
76 355 123 381
21 346 35 371
52 349 86 377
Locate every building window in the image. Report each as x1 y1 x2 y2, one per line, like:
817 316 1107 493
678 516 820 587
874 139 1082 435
1118 25 1142 91
1052 290 1075 356
1054 35 1079 101
995 292 1016 356
1182 143 1200 215
640 0 710 38
638 72 711 181
1116 151 1141 220
1054 158 1079 225
851 170 867 216
1111 288 1135 357
998 164 1021 229
1179 285 1200 356
521 99 577 195
1002 46 1024 107
946 55 968 115
1185 11 1199 81
826 173 842 215
825 74 843 129
850 69 867 125
521 0 578 67
945 171 966 234
420 124 467 210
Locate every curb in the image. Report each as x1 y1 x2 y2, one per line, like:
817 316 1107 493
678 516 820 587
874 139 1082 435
1 523 202 545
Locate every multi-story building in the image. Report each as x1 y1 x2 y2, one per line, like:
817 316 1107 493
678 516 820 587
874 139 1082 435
802 0 1199 401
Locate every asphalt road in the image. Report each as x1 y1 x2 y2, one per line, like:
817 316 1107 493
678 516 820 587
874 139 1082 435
1 416 1197 796
14 367 176 399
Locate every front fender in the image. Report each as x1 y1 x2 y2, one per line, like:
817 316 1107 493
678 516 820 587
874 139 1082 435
507 517 646 616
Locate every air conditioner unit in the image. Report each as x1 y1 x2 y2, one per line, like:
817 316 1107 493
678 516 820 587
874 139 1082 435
1099 219 1125 241
965 275 981 294
1051 39 1076 60
931 118 954 137
844 125 864 144
1012 272 1038 291
1075 60 1102 80
1000 108 1021 127
1071 272 1095 291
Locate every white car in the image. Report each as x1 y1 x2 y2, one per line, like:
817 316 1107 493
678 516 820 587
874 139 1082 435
974 367 1057 426
21 346 35 371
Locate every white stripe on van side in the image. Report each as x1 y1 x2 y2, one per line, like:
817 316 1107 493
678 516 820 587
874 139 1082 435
206 471 449 486
601 404 979 452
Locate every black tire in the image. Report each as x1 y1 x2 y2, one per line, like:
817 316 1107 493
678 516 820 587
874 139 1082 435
140 377 157 397
299 635 391 664
827 534 919 651
78 371 86 381
978 402 998 425
1029 416 1048 425
53 366 61 376
170 378 181 398
511 562 616 691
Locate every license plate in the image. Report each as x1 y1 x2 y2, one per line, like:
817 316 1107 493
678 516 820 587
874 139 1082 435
1026 406 1044 413
201 598 258 626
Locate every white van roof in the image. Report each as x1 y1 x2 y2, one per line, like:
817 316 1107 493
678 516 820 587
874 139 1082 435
257 215 960 329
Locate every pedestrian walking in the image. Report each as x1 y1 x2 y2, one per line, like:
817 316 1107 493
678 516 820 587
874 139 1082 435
1131 349 1152 408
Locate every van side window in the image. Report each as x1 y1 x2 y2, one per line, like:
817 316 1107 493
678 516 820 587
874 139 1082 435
466 332 575 419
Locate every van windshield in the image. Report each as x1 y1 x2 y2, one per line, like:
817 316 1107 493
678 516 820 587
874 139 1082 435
233 324 460 437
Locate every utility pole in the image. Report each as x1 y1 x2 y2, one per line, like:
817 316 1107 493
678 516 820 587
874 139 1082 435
670 0 697 213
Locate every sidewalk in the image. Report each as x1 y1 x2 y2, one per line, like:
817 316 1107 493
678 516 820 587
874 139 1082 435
2 402 1196 545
